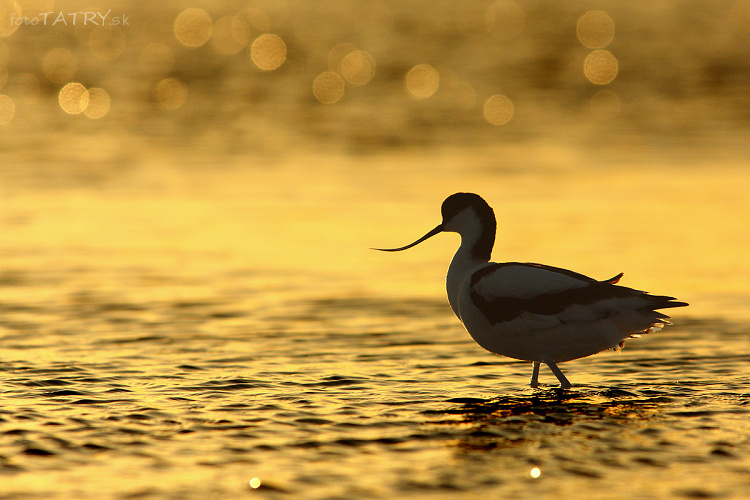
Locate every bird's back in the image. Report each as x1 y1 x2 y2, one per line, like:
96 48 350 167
456 262 687 363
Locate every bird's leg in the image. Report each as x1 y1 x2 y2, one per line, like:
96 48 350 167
529 361 541 388
545 360 572 389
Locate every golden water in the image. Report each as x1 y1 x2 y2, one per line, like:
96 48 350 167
1 1 750 499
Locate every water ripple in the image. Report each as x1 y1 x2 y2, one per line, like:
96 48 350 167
1 288 749 499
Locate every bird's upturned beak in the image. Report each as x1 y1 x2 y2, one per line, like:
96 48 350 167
372 224 444 252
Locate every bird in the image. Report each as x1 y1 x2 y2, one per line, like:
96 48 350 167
373 192 688 389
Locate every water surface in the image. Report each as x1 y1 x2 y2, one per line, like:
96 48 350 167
1 161 749 499
2 1 750 498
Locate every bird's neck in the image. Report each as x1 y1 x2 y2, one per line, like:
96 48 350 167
446 240 490 320
443 206 496 319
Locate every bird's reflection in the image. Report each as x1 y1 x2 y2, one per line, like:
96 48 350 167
423 388 664 452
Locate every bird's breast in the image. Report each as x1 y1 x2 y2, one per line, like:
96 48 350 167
446 254 490 321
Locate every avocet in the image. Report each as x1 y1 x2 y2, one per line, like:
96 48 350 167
374 193 688 388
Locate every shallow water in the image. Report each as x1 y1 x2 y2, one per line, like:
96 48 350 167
1 160 749 499
2 1 750 498
0 282 748 499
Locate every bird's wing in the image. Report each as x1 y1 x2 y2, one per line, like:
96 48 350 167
468 262 636 325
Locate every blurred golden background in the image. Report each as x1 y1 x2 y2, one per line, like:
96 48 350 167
0 0 748 314
1 1 749 156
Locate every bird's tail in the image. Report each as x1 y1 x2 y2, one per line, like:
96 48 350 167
613 294 687 350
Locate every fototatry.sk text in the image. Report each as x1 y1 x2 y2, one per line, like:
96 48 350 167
9 10 129 27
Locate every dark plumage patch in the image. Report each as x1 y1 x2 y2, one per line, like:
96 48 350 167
469 263 687 325
440 193 496 261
